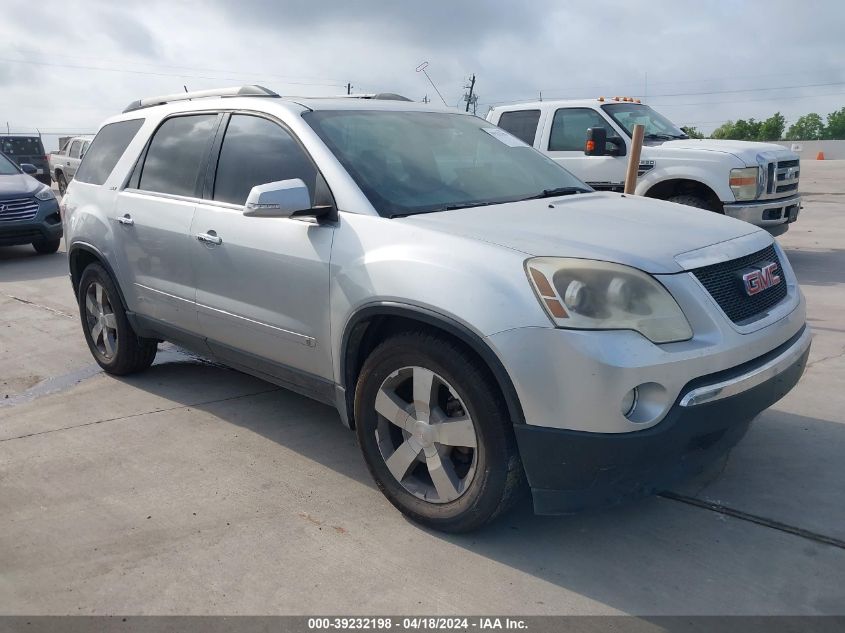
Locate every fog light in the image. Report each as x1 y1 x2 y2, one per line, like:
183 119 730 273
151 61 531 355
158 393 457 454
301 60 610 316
621 387 639 418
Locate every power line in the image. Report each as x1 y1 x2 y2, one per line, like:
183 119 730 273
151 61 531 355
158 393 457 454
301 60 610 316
0 57 347 87
652 90 845 107
639 80 845 99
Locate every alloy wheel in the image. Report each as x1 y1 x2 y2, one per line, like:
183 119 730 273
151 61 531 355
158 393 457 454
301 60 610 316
374 366 479 503
84 282 118 360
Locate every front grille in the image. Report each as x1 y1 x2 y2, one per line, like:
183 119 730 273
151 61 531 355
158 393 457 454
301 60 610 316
691 244 788 324
0 197 39 222
762 158 800 199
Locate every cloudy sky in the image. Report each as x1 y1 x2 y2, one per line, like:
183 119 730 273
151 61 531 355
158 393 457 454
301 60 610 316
2 0 843 149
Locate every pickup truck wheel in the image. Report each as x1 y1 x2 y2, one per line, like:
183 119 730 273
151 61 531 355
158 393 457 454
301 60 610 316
78 263 157 375
56 173 67 196
667 194 717 212
354 331 524 532
32 239 61 254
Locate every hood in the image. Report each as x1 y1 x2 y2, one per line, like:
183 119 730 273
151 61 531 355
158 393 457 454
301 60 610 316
650 138 798 166
0 172 41 198
399 192 765 274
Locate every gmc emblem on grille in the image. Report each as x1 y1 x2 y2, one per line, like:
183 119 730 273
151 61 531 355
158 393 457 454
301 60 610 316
740 261 781 296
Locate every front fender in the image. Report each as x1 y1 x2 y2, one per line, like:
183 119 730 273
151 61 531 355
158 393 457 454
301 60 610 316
636 162 735 202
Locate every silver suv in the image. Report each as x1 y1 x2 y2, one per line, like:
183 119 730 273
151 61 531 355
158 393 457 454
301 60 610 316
63 86 811 532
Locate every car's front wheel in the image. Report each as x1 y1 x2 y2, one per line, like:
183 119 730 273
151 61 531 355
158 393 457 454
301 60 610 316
78 263 157 375
56 172 68 196
354 331 524 532
32 239 61 254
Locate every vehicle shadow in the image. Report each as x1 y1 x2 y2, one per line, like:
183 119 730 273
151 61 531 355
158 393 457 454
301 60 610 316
111 359 845 615
0 244 68 283
784 247 845 287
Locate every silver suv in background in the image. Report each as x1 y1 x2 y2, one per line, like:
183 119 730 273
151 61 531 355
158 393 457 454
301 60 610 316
63 86 810 532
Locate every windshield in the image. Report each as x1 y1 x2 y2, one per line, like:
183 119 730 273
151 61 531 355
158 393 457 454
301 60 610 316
304 110 590 217
0 153 20 175
601 104 687 140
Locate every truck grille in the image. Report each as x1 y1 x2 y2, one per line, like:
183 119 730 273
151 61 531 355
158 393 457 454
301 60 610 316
0 197 39 222
762 158 799 199
691 244 788 325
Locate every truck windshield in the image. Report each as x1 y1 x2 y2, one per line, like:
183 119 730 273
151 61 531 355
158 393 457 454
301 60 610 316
0 153 20 175
304 110 590 217
601 104 688 140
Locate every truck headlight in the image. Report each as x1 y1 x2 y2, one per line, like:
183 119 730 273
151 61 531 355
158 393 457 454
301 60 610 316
729 167 759 201
35 185 56 201
526 258 693 344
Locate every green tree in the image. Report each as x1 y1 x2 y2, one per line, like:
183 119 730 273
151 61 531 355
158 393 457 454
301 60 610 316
824 107 845 139
758 112 785 141
680 126 705 139
729 119 761 140
711 121 736 139
785 113 824 139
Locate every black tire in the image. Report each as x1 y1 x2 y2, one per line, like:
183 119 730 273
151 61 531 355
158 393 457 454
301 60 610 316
667 194 719 212
77 263 157 375
354 330 524 532
32 239 61 254
56 172 67 196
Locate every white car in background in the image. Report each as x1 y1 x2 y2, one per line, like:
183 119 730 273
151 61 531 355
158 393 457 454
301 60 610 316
49 136 93 195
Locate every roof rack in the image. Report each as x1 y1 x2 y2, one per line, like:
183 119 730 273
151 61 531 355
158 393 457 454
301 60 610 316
123 85 279 113
342 93 413 102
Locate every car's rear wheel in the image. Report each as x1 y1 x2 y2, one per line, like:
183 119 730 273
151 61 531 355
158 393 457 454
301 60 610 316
354 331 524 532
78 263 157 375
56 172 68 196
32 239 61 254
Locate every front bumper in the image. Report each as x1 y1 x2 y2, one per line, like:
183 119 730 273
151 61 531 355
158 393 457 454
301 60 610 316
515 326 811 514
0 198 62 246
723 194 801 232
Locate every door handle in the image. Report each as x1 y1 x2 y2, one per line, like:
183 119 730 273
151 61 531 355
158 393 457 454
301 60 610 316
196 232 222 245
116 214 134 226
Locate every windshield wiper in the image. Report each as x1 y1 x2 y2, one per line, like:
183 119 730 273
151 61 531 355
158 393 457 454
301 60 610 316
644 133 676 141
520 186 590 200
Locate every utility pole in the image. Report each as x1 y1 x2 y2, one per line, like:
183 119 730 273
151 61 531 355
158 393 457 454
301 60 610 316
422 95 430 103
463 74 476 113
347 82 352 95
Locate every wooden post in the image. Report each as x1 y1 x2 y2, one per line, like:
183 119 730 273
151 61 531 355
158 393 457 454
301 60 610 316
624 123 645 194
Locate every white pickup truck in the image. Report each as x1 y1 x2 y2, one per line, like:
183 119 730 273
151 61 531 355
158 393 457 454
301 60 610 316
49 136 93 195
487 98 801 235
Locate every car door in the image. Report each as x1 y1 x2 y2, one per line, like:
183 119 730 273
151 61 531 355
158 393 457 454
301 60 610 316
190 112 335 383
66 140 82 178
112 112 221 333
544 108 628 191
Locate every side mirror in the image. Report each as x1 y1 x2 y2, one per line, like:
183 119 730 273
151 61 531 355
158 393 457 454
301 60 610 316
20 163 37 175
607 136 626 157
243 179 313 218
584 127 608 156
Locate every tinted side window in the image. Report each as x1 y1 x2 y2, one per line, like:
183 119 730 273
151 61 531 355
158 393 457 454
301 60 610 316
139 114 218 197
213 114 317 205
69 140 82 158
75 119 144 185
82 141 90 155
497 110 541 146
548 108 610 151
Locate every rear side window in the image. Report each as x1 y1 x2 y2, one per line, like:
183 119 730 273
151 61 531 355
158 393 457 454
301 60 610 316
548 108 610 151
212 114 317 205
496 110 541 146
138 114 218 197
76 119 144 185
0 136 44 158
69 140 82 158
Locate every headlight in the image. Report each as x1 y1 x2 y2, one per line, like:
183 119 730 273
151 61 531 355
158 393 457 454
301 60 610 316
35 185 56 201
526 258 693 343
729 167 759 201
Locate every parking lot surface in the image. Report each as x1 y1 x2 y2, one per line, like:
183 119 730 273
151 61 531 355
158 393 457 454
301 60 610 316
1 161 844 615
